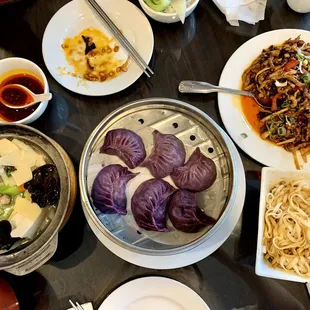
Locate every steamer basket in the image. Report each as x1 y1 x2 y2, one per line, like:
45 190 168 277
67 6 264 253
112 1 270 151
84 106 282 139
80 98 238 256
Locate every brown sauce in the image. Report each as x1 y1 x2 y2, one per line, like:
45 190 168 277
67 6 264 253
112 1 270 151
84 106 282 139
0 73 44 122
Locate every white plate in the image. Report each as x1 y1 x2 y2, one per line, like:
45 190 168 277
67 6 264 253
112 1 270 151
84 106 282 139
42 0 154 96
99 277 210 310
256 167 310 283
83 117 246 269
218 29 310 169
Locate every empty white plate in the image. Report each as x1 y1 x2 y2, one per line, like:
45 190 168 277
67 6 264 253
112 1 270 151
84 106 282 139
42 0 154 96
99 277 210 310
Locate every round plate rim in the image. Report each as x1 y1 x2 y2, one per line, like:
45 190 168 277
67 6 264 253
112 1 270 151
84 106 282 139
98 276 210 310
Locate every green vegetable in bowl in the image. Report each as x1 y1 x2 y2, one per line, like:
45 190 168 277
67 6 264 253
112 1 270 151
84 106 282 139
0 204 14 221
4 166 16 177
0 185 21 196
144 0 171 12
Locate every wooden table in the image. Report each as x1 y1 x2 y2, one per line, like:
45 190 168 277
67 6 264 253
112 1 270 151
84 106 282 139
0 0 310 309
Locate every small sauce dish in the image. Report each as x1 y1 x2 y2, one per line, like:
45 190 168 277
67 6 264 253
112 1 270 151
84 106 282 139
0 57 50 124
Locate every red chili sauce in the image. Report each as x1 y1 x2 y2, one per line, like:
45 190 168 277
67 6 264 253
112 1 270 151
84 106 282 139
0 73 44 122
0 85 34 107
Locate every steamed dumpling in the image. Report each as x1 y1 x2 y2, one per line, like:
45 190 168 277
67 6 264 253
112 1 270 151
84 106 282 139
171 147 216 192
91 164 138 215
131 179 176 231
100 129 146 169
142 130 186 178
168 189 216 233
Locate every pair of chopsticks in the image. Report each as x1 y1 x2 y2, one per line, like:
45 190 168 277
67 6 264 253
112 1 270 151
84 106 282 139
69 300 85 310
86 0 154 78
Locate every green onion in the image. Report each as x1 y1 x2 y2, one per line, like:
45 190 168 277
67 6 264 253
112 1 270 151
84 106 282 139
269 123 276 133
281 101 290 108
277 127 287 136
289 117 296 123
296 53 305 62
301 73 310 84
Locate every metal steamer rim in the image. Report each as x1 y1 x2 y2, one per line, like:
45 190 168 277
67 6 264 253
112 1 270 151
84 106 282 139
80 98 238 256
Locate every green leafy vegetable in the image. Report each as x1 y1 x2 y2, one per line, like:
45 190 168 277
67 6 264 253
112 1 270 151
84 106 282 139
301 74 310 84
144 0 171 12
0 206 14 221
0 185 21 196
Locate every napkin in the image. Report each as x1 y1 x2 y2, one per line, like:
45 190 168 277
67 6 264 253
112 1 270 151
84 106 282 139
212 0 267 26
67 302 93 310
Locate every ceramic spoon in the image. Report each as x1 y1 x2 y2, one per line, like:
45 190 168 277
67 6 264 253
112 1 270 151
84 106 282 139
0 84 52 109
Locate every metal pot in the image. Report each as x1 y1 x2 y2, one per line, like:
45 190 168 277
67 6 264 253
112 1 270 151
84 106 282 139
0 124 76 275
80 98 239 256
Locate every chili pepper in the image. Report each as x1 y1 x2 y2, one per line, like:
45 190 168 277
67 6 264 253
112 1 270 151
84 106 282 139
284 59 299 71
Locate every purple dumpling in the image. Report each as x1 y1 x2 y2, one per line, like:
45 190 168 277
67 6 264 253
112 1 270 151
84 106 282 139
171 147 216 192
131 179 176 231
168 189 216 233
100 129 146 169
142 130 186 178
91 164 138 215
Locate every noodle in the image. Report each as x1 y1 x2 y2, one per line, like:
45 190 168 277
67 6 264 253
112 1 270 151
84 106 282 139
242 36 310 169
263 180 310 277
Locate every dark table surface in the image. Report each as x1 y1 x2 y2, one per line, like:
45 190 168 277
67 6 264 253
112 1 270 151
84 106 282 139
1 0 310 309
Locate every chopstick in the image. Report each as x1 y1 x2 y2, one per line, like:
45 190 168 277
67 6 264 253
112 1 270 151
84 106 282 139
86 0 154 78
69 300 85 310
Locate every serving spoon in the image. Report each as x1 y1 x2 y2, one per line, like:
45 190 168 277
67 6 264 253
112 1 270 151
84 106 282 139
0 84 52 109
178 80 270 109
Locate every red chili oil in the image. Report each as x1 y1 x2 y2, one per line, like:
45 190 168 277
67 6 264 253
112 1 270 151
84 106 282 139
0 73 44 122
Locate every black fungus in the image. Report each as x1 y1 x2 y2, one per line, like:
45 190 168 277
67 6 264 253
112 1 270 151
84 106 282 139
0 220 19 251
82 35 96 55
24 164 60 208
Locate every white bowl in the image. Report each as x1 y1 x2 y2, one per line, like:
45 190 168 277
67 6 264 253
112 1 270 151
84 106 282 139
138 0 199 24
0 57 49 124
256 167 310 283
287 0 310 13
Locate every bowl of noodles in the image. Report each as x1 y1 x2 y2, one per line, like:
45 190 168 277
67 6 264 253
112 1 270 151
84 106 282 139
256 167 310 282
218 29 310 170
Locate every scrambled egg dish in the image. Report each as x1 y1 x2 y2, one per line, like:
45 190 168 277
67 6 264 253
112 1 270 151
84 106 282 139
62 28 129 82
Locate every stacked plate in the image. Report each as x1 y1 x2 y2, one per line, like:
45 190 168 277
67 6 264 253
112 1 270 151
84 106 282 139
79 98 245 269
